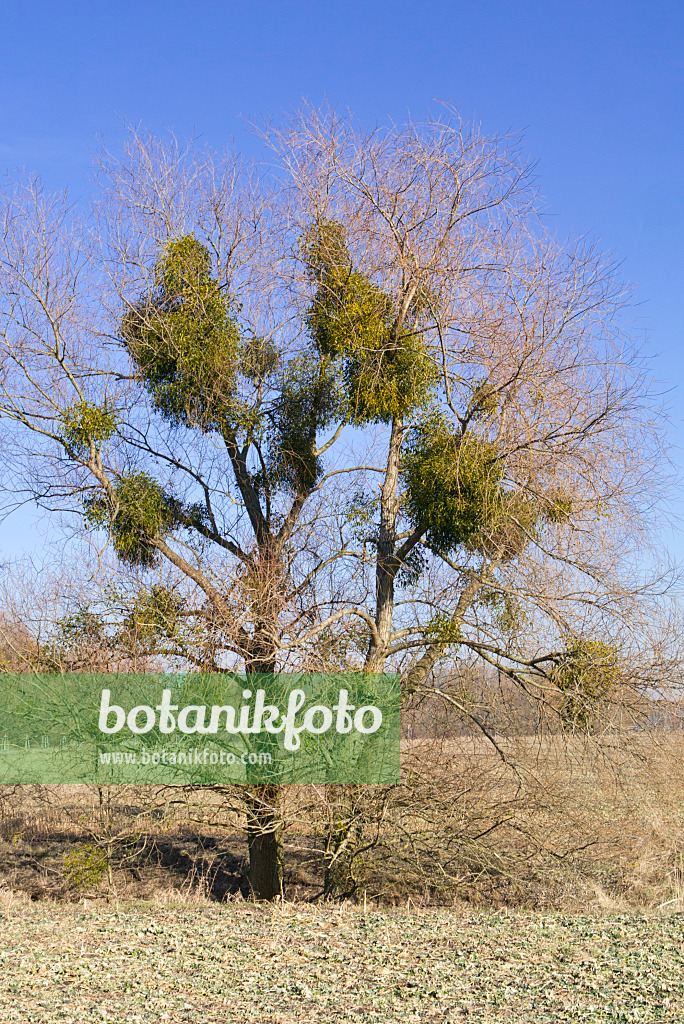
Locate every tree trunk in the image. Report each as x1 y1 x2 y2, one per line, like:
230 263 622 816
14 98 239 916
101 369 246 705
327 415 402 898
245 783 284 900
366 415 403 671
245 635 284 901
323 786 364 899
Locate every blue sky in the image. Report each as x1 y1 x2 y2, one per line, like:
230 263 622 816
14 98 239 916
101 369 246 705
1 0 682 558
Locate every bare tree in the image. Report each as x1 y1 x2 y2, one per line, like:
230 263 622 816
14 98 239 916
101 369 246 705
0 106 676 899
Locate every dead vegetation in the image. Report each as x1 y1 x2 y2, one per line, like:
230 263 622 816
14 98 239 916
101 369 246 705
2 718 684 913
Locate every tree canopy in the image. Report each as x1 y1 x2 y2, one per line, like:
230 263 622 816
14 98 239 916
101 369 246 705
0 106 677 898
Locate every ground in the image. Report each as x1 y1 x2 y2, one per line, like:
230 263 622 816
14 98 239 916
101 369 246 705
0 898 682 1022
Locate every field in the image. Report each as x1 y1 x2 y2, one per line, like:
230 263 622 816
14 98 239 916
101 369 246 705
0 896 683 1022
2 731 684 1021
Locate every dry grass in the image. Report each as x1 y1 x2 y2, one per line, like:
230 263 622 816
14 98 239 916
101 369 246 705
1 730 684 911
